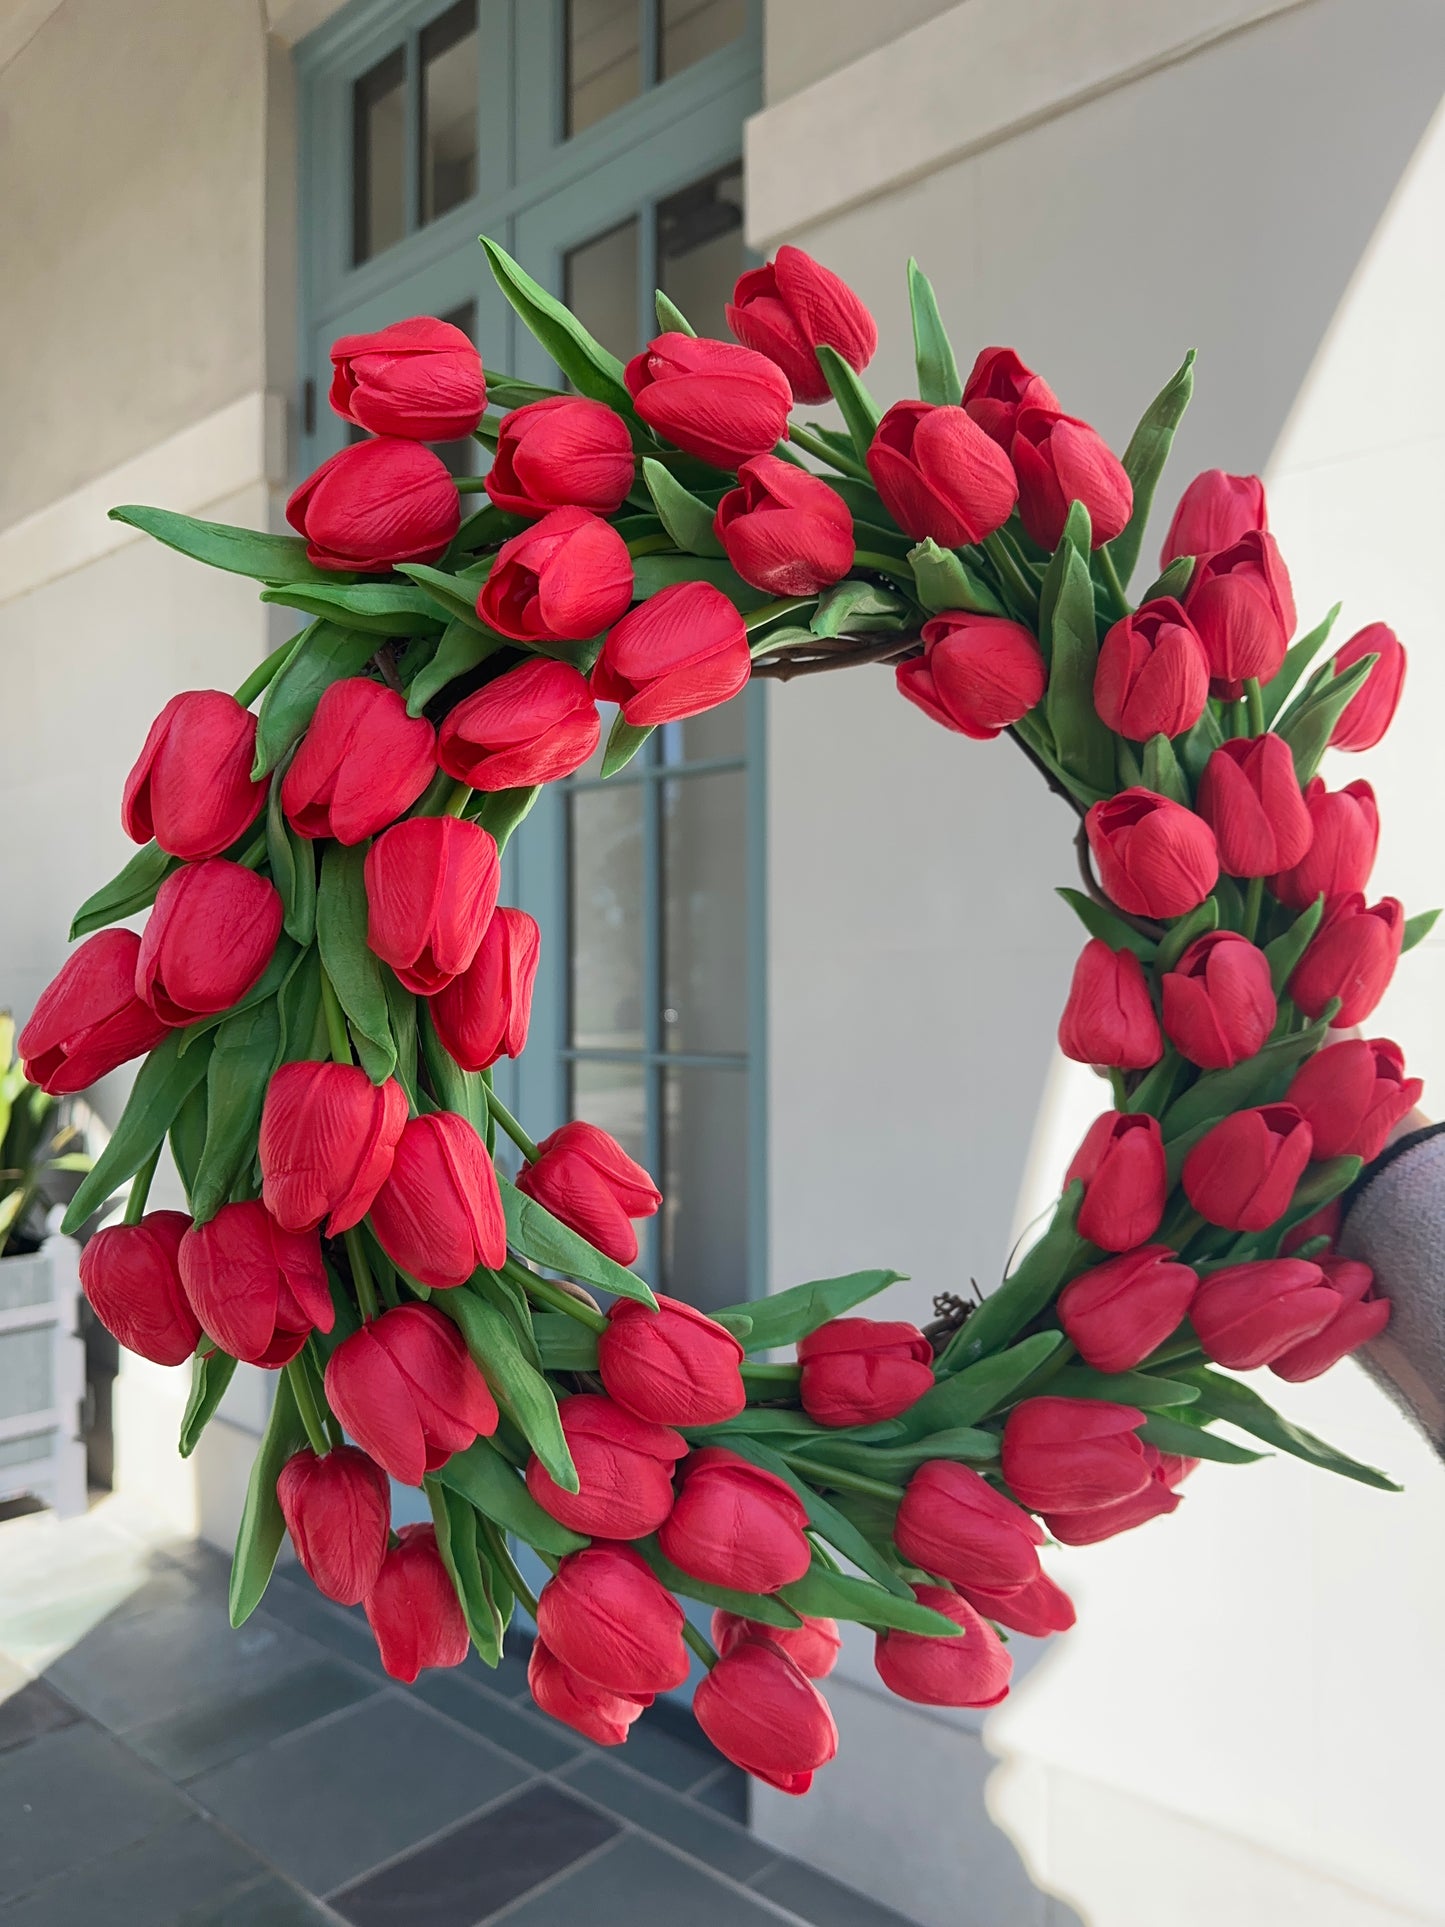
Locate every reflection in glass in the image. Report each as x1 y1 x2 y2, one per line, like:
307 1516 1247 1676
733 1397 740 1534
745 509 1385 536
566 0 642 136
571 1059 648 1170
569 783 645 1051
661 1066 747 1309
662 772 746 1055
352 48 406 264
421 0 479 224
564 218 640 365
660 0 747 78
656 163 744 340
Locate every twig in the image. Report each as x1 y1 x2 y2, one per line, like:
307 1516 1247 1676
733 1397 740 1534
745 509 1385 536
372 645 404 695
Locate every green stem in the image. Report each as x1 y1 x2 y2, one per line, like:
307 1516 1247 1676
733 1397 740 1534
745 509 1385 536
232 637 295 710
235 833 269 872
784 1456 905 1503
1005 1336 1078 1407
504 1257 608 1333
626 534 674 558
851 551 919 588
485 1085 540 1162
1142 1337 1205 1372
1242 873 1264 943
1107 1069 1128 1111
1095 543 1130 618
454 475 491 492
123 1144 163 1227
287 1357 331 1457
786 423 869 480
344 1227 381 1323
319 970 352 1067
740 1361 801 1385
682 1620 719 1670
1244 677 1265 737
443 779 472 817
981 531 1041 621
483 1522 542 1620
308 1337 345 1448
745 596 814 638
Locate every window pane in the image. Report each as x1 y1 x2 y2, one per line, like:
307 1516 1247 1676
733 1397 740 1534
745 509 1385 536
657 163 744 340
434 301 478 476
421 0 479 225
567 0 642 136
658 694 747 766
661 1065 747 1309
571 1059 648 1169
352 48 406 264
569 782 645 1051
659 0 747 79
564 218 640 365
662 770 746 1055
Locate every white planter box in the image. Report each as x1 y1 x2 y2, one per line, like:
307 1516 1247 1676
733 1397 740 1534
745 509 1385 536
0 1226 87 1517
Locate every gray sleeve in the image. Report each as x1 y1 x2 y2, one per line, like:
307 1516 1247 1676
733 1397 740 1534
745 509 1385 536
1339 1124 1445 1455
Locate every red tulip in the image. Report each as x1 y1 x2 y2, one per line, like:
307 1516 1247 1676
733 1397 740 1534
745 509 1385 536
1159 470 1267 568
598 1293 745 1427
1065 1110 1167 1252
1011 407 1132 550
286 438 459 573
259 1062 406 1236
363 1523 469 1683
1058 1245 1197 1374
1161 930 1276 1070
528 1640 652 1746
18 929 169 1095
368 1111 506 1288
1183 531 1296 698
1287 1037 1423 1162
1056 940 1163 1072
281 679 437 845
1189 1257 1339 1370
715 455 853 595
324 1303 499 1486
437 659 599 791
364 815 500 995
1093 600 1210 741
1329 623 1406 752
894 1460 1044 1591
590 581 750 727
1280 1197 1343 1256
276 1445 390 1606
957 1569 1076 1638
485 395 634 518
625 333 792 468
137 859 282 1026
478 505 632 645
694 1637 838 1795
429 907 540 1073
1289 893 1404 1027
659 1448 811 1593
329 316 484 441
515 1120 661 1267
535 1543 688 1696
797 1318 934 1427
78 1211 199 1366
1197 735 1312 878
712 1610 840 1679
866 400 1017 548
962 346 1059 447
122 691 265 860
178 1201 332 1367
874 1586 1011 1709
1001 1397 1150 1513
895 613 1045 740
1085 789 1219 920
525 1394 686 1539
1182 1104 1313 1232
1044 1445 1187 1544
726 246 877 406
1269 1255 1390 1381
1270 778 1378 911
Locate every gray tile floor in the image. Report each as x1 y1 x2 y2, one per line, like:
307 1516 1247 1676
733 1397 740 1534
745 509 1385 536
0 1504 917 1927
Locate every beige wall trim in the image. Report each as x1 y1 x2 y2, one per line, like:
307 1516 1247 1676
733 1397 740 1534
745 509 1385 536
0 0 65 77
265 0 352 47
746 0 1316 248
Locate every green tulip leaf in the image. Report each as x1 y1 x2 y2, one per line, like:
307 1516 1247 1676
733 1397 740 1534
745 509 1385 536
637 1538 803 1627
533 1314 601 1371
260 580 447 638
1104 349 1195 588
436 1437 588 1555
713 1269 904 1355
252 621 380 779
781 1565 963 1637
1178 1365 1400 1490
1138 1411 1266 1465
940 1184 1088 1369
1154 895 1219 975
629 552 771 612
179 1348 238 1459
482 236 636 416
1276 650 1377 787
405 617 510 716
908 539 1002 616
393 562 492 631
1403 908 1441 953
815 344 882 465
442 1292 576 1493
468 785 541 853
68 840 180 942
1054 887 1158 962
1261 602 1342 727
599 711 654 778
643 458 725 557
896 1331 1063 1439
265 774 317 947
906 259 963 407
499 1174 656 1306
189 998 284 1223
1262 895 1325 994
725 1433 912 1599
229 1370 307 1626
62 1030 214 1234
1045 1365 1199 1409
316 843 396 1084
109 504 340 586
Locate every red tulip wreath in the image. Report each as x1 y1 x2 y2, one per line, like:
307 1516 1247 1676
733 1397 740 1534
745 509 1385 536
24 240 1429 1795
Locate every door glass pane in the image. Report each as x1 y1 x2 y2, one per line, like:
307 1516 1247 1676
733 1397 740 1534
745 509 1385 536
659 695 747 766
662 770 746 1055
571 1059 649 1169
661 1065 747 1309
567 0 642 136
564 218 640 364
656 163 745 340
353 47 406 264
660 0 747 79
569 783 645 1051
434 301 479 476
420 0 479 225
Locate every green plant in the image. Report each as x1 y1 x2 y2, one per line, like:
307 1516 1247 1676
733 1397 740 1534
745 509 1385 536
0 1016 91 1256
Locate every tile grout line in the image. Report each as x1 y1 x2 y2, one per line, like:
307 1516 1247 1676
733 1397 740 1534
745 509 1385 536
320 1764 550 1902
475 1829 629 1927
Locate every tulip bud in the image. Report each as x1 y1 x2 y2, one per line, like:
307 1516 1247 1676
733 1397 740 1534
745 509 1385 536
894 1460 1044 1591
1012 407 1132 551
895 613 1045 740
1197 735 1312 878
874 1585 1012 1709
364 815 500 995
1043 1445 1187 1545
1287 1037 1423 1162
363 1523 470 1683
1056 940 1163 1072
597 1292 746 1427
957 1569 1076 1638
1183 531 1296 698
590 581 750 727
1189 1257 1339 1369
286 438 460 572
1289 893 1404 1027
524 1394 686 1539
1270 778 1378 911
178 1200 333 1367
693 1636 839 1795
1159 470 1267 568
726 246 877 405
528 1640 652 1746
368 1111 506 1288
961 346 1060 447
1000 1396 1150 1513
259 1061 408 1237
866 400 1018 548
625 333 792 467
1093 599 1210 741
712 1610 841 1679
478 506 633 645
659 1447 812 1593
1161 930 1276 1070
485 395 634 518
276 1445 390 1605
1269 1255 1390 1381
137 859 283 1027
429 907 540 1073
122 691 266 861
797 1318 934 1427
1328 623 1406 752
325 1303 499 1486
714 455 854 595
437 659 600 791
1065 1110 1167 1252
535 1543 689 1697
1182 1103 1313 1232
515 1120 661 1268
1058 1245 1198 1373
281 679 437 845
1085 789 1219 920
78 1211 199 1366
18 928 169 1095
329 316 484 441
